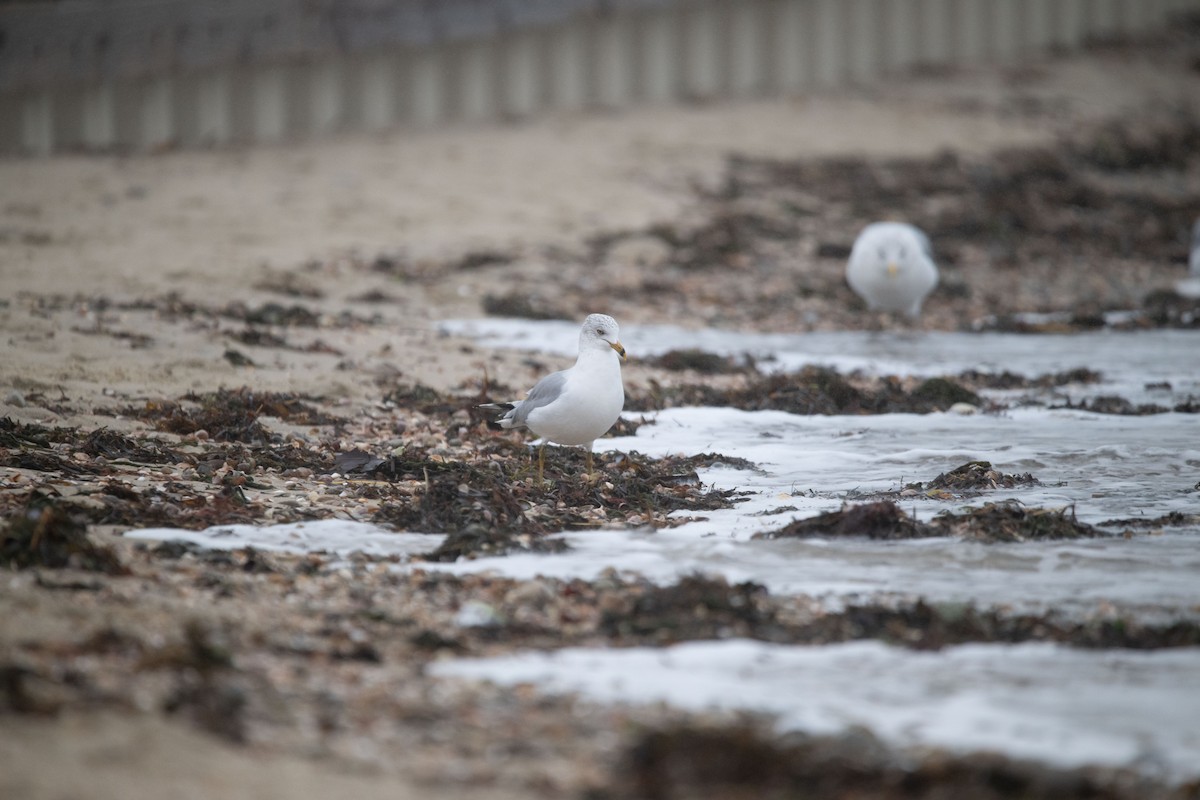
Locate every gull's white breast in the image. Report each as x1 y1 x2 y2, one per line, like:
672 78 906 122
524 353 624 446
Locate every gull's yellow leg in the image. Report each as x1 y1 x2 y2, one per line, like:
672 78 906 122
586 449 594 478
537 444 546 486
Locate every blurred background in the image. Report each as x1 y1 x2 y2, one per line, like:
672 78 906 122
4 0 1198 155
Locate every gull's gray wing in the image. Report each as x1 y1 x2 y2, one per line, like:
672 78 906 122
511 370 568 427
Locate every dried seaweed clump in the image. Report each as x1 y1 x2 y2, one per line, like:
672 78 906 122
755 501 930 541
383 383 473 416
611 722 1175 800
1099 511 1200 530
957 367 1103 390
368 449 740 560
1052 394 1198 416
791 599 1200 652
0 497 126 573
757 501 1110 544
601 575 771 642
924 461 1040 493
928 502 1108 542
628 368 981 415
645 349 751 375
420 526 570 562
481 291 570 321
125 387 339 442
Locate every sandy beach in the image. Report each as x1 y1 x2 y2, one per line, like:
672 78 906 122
3 24 1200 799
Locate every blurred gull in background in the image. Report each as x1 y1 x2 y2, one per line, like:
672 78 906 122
846 222 939 318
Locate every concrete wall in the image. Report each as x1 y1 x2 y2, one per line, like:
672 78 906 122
1 0 1197 155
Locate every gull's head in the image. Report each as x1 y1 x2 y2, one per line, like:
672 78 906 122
877 242 912 279
581 313 626 361
853 222 932 280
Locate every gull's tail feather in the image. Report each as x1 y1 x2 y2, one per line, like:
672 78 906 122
477 402 519 431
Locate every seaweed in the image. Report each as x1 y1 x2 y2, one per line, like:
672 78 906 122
1099 511 1200 529
383 383 471 416
362 449 741 557
957 367 1103 389
1052 395 1199 415
924 460 1040 492
627 367 981 414
757 500 1109 543
420 526 570 562
755 501 930 541
645 349 752 375
481 291 570 320
612 721 1180 800
929 501 1108 542
0 495 126 574
600 575 771 642
122 387 341 442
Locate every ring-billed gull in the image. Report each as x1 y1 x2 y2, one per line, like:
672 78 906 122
846 222 939 318
481 313 626 482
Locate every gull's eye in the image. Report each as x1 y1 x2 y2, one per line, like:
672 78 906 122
597 328 607 337
877 248 887 260
899 247 908 258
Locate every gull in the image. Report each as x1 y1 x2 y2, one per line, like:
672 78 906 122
481 314 627 483
846 221 939 318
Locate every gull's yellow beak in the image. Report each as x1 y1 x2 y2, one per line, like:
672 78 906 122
610 341 627 361
886 261 899 277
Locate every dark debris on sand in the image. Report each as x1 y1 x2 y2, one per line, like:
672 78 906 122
117 387 343 442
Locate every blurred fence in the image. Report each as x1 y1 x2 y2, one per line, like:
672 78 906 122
2 0 1197 155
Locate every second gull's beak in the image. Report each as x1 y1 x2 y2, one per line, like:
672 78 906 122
610 341 627 361
886 261 899 277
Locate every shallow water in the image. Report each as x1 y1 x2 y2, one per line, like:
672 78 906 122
426 323 1200 618
127 322 1200 779
439 319 1200 404
431 638 1200 783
